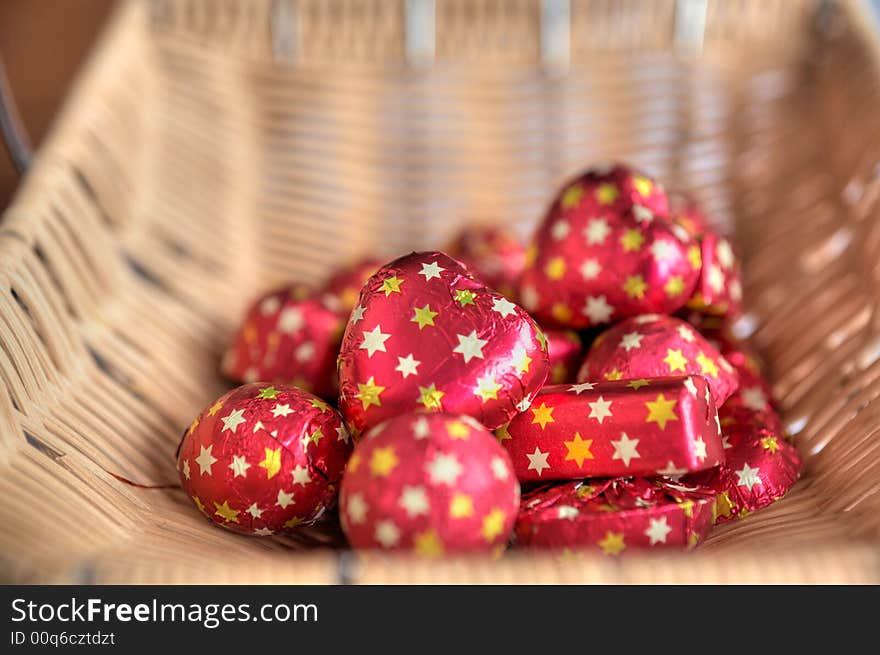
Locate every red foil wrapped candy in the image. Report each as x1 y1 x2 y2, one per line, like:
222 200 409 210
498 377 723 482
578 314 739 406
685 421 802 523
670 198 743 319
519 164 700 329
321 258 383 315
515 477 717 552
337 251 550 435
447 225 526 298
222 284 345 398
339 412 519 555
545 329 583 384
177 383 352 535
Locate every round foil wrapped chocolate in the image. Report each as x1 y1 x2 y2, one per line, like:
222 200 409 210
519 165 700 328
447 225 525 298
515 478 716 552
498 377 723 482
177 383 352 535
685 423 801 523
578 314 739 406
222 284 345 398
321 258 383 315
339 412 519 555
337 251 550 435
545 329 583 384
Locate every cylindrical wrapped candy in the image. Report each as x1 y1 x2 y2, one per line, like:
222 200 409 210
177 383 352 535
222 284 344 398
578 314 739 406
515 478 717 552
684 422 802 523
337 251 550 435
339 412 519 555
519 164 700 329
321 258 383 315
545 329 583 384
446 225 525 299
497 377 723 482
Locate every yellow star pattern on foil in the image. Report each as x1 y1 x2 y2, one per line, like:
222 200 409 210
632 175 653 197
645 394 678 429
551 303 573 324
512 346 532 374
347 453 361 474
627 378 651 390
598 531 626 556
455 289 476 307
447 420 471 440
214 501 240 524
414 529 444 557
370 446 399 477
309 397 330 412
604 368 623 381
665 275 685 296
308 427 325 446
192 495 208 515
474 375 502 403
258 386 280 400
663 348 689 372
411 304 439 330
620 229 645 253
530 403 555 429
356 376 385 410
450 493 474 519
381 275 404 296
545 257 566 280
623 274 647 299
695 352 719 378
259 447 282 479
688 245 702 269
761 435 780 453
714 491 734 520
482 508 507 542
207 400 224 417
283 516 304 529
417 383 445 410
495 423 512 442
563 432 594 468
561 185 584 209
677 499 695 518
596 183 619 205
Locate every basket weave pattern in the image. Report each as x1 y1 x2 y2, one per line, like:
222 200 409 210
1 0 879 583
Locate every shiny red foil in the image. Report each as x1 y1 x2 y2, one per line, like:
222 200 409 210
337 251 549 435
177 383 352 535
339 412 520 554
684 422 801 523
447 225 526 299
321 258 383 315
670 199 743 319
515 477 716 551
578 314 739 406
545 329 583 384
498 377 723 482
518 164 700 329
222 284 345 398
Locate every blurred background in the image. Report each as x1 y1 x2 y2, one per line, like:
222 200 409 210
1 0 879 211
0 0 114 208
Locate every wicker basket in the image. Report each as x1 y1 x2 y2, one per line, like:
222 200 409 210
2 0 880 584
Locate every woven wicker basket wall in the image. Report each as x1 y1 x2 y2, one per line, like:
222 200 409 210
1 0 879 583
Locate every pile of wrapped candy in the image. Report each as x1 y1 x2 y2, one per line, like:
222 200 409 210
177 164 802 556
